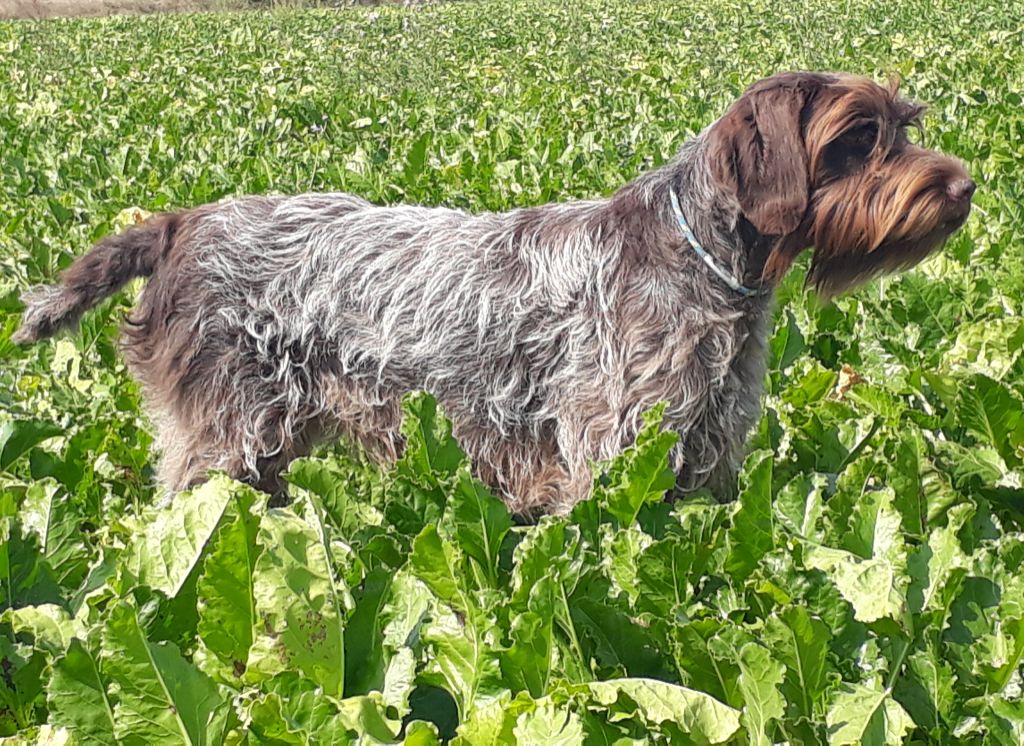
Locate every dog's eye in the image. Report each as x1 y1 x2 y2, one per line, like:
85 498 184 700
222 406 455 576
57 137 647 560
819 122 880 179
839 123 879 158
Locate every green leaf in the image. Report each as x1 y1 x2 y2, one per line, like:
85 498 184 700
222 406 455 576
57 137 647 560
0 419 62 473
0 633 45 734
808 489 909 624
825 682 914 746
444 465 512 587
513 700 585 745
389 393 467 532
397 392 467 482
452 694 522 745
781 364 837 409
892 646 956 733
956 373 1023 466
101 602 227 745
586 677 741 743
241 673 349 744
381 568 432 653
600 524 652 605
886 432 926 537
670 498 731 569
246 502 346 697
509 519 590 681
420 603 504 720
571 593 673 680
500 610 552 697
593 402 679 527
943 317 1024 380
47 196 74 225
804 544 907 624
410 522 466 609
404 719 442 745
845 384 906 421
973 569 1024 691
412 529 505 715
194 485 261 683
511 518 582 609
20 479 91 590
843 486 906 562
945 571 1002 687
725 450 775 579
405 132 432 181
907 501 972 615
969 694 1024 744
47 639 116 745
126 474 242 598
635 534 697 616
934 439 1015 490
345 566 393 695
2 603 78 656
337 693 404 742
736 643 785 746
382 646 418 720
670 619 742 707
0 516 63 608
775 472 826 541
769 308 806 373
284 456 377 538
763 606 831 720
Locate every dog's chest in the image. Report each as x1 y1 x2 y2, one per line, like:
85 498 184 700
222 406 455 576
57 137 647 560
658 302 771 480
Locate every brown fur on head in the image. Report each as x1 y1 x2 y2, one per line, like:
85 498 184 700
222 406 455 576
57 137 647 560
708 71 974 297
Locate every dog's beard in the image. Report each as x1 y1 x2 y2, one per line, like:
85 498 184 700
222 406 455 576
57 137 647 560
801 156 971 297
807 225 958 297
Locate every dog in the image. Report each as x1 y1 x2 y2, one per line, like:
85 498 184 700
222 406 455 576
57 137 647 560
14 72 974 516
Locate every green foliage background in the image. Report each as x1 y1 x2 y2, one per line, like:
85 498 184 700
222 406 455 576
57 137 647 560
1 0 1023 742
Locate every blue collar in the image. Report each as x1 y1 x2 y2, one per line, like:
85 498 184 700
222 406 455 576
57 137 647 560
669 188 768 298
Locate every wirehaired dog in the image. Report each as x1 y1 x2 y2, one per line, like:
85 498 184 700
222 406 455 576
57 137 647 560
15 72 974 515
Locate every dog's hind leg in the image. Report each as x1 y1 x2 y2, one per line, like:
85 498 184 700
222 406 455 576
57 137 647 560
149 381 325 502
128 312 327 501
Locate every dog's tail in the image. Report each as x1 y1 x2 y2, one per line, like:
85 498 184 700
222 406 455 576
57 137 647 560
13 213 180 344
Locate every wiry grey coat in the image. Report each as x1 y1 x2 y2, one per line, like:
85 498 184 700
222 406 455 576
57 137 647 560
15 72 974 515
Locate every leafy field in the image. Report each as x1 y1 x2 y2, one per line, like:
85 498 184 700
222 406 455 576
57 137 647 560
1 0 1023 743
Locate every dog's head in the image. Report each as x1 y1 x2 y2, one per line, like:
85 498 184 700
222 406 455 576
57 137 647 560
707 71 974 296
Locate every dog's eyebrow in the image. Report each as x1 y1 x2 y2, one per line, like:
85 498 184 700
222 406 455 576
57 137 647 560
897 101 927 126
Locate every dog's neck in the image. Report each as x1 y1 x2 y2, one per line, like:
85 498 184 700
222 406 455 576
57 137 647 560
668 188 770 297
669 141 779 291
620 137 781 295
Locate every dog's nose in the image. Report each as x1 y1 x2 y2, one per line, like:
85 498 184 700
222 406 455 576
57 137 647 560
947 178 976 202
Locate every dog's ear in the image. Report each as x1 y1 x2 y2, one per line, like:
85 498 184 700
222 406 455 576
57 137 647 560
709 75 821 235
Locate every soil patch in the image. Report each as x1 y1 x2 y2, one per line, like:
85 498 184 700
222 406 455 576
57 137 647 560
1 0 241 19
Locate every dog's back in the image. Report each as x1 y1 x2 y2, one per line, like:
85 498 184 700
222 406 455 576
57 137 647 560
14 191 614 506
